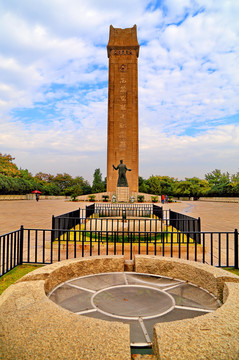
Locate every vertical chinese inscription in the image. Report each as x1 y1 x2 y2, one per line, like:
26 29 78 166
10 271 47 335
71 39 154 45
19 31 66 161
119 65 127 151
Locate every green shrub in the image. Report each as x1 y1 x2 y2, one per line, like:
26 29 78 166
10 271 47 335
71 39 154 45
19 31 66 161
102 195 109 202
137 195 144 202
71 193 78 201
151 196 158 203
88 194 96 202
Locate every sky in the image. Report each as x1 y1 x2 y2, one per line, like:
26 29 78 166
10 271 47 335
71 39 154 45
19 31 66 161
0 0 239 183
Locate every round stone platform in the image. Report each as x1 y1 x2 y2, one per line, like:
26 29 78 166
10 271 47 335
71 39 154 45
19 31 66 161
0 255 239 359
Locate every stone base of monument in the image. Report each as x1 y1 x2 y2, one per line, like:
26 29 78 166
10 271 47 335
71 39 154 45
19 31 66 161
117 187 129 202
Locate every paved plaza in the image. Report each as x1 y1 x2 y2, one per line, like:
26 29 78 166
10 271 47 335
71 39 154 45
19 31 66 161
0 199 238 235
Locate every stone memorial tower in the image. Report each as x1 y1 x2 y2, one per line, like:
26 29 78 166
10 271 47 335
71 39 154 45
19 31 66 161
107 25 139 195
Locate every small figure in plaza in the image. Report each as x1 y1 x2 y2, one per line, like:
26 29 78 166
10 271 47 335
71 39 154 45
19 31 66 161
130 195 135 203
165 194 168 203
112 194 116 203
161 194 165 204
36 193 39 202
113 160 131 187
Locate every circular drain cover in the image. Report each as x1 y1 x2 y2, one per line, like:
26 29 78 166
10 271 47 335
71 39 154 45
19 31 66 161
48 272 220 347
92 285 174 318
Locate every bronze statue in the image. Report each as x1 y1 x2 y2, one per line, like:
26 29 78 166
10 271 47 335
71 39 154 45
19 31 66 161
113 160 131 187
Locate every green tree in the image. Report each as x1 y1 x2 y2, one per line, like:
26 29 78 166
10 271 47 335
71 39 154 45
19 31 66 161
231 172 239 184
174 180 193 197
146 176 162 195
52 173 73 192
158 176 176 196
92 168 105 193
0 153 21 177
144 175 177 195
205 169 230 196
138 176 149 193
35 172 54 182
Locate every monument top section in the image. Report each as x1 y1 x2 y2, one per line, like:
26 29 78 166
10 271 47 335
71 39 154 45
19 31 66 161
107 25 140 58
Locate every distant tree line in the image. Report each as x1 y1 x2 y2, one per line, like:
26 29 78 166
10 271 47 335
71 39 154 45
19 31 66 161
139 169 239 197
0 153 93 196
0 153 239 197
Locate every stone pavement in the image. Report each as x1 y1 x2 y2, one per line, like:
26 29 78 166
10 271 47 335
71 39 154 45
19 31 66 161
162 200 239 232
0 199 238 235
0 199 87 235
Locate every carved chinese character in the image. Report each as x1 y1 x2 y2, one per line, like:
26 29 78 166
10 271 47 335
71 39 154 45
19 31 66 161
120 104 126 110
119 122 126 128
120 95 126 102
120 78 126 84
120 86 127 92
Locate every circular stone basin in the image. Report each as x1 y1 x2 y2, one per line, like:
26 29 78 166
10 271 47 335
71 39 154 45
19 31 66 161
48 272 220 347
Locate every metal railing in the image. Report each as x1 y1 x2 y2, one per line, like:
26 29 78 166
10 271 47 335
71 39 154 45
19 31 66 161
85 217 163 232
94 203 159 218
51 204 164 241
0 228 23 276
1 227 238 277
168 210 201 243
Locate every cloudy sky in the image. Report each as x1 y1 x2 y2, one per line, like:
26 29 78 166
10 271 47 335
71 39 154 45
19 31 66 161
0 0 239 183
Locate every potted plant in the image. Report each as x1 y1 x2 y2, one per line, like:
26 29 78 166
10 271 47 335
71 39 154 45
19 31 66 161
137 195 144 203
151 196 158 203
102 195 109 202
71 193 78 202
88 195 96 202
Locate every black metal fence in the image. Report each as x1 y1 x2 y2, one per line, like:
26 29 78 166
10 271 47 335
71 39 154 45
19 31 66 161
52 208 87 242
153 204 163 219
1 226 238 277
86 204 95 218
51 204 164 241
85 217 163 233
94 203 159 218
52 208 86 230
0 228 23 276
168 210 201 243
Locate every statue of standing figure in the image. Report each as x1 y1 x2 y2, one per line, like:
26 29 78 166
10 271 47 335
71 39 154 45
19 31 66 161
113 160 131 187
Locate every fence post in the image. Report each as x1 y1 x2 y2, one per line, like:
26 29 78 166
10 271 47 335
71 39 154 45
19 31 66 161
198 217 201 244
51 216 55 243
198 217 201 232
19 225 24 265
52 215 55 229
234 229 238 269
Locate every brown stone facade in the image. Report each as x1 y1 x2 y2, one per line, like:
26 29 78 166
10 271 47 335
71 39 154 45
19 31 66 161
107 25 139 193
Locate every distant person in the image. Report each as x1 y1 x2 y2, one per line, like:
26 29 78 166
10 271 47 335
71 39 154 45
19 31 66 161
161 194 165 204
165 195 168 203
36 193 40 202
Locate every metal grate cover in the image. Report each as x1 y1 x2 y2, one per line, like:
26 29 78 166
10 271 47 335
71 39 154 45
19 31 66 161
48 272 220 347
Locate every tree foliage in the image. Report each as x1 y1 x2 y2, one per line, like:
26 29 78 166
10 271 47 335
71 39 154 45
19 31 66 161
139 170 239 197
0 153 239 197
0 153 21 177
92 168 106 193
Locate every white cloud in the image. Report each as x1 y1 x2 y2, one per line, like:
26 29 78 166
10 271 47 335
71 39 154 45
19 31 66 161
0 0 239 183
139 123 239 179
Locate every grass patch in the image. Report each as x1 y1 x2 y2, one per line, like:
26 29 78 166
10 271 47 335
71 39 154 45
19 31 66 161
223 267 239 276
55 224 195 244
0 264 43 295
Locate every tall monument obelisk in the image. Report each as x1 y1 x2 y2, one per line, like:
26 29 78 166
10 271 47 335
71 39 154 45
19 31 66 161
107 25 139 193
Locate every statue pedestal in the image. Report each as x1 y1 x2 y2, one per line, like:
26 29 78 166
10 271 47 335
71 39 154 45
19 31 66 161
117 187 129 202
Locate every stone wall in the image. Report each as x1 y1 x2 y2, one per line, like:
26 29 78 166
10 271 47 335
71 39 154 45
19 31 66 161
1 255 239 359
0 194 70 201
77 191 161 202
199 197 239 203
